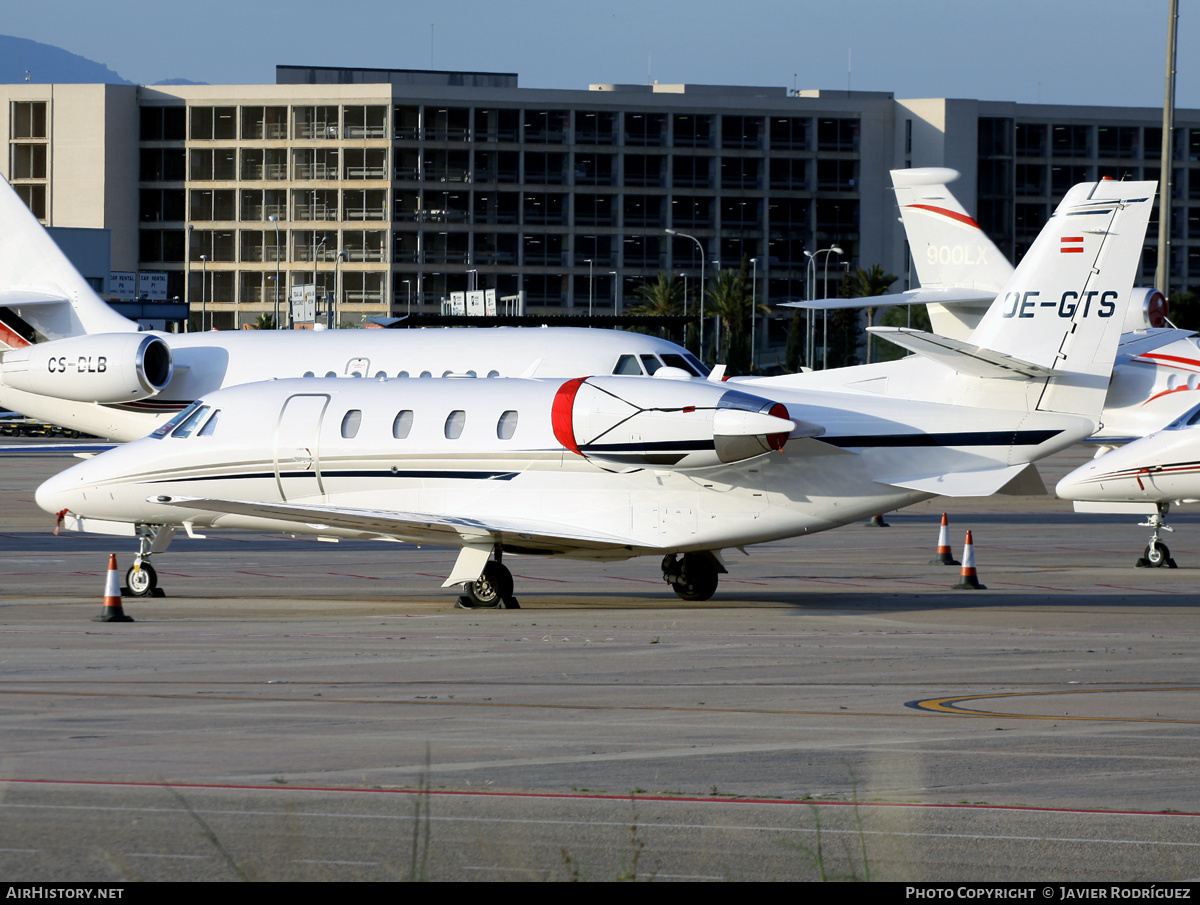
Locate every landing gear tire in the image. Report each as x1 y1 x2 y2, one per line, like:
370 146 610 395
462 561 514 608
124 562 158 598
665 553 720 602
1139 541 1177 569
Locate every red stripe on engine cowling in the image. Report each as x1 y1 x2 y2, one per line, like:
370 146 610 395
551 377 588 455
767 402 790 451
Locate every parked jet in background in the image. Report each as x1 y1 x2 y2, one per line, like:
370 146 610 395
0 176 706 442
39 180 1156 603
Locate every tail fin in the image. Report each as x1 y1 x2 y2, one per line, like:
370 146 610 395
892 168 1015 340
0 175 135 341
892 168 1014 291
971 179 1157 417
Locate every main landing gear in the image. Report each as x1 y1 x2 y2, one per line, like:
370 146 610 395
457 551 520 609
661 552 724 601
1135 502 1178 569
122 525 174 597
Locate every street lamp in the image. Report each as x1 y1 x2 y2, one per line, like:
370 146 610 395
804 245 843 369
198 255 207 332
402 279 412 315
665 228 705 357
750 257 759 372
268 215 281 329
185 224 193 333
585 258 593 317
333 250 346 328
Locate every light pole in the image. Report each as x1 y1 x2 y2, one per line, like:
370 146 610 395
268 214 281 329
314 237 326 326
665 228 705 358
804 245 843 369
466 268 478 292
608 271 618 311
822 245 843 369
402 279 412 315
185 224 193 332
750 257 759 372
333 251 346 328
585 258 593 316
199 255 207 332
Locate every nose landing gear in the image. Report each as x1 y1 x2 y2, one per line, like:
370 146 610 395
1135 503 1178 569
122 525 174 597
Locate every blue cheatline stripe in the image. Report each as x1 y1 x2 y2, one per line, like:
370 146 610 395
158 470 521 483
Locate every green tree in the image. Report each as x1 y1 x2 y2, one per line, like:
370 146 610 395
873 303 932 362
630 273 684 341
253 312 276 330
848 264 899 363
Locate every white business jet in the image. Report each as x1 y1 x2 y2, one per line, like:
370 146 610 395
0 176 706 443
786 168 1193 444
38 179 1155 604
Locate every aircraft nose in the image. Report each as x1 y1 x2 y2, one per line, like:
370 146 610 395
36 463 87 515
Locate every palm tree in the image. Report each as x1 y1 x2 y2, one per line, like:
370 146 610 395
849 264 898 363
253 312 276 330
629 272 683 341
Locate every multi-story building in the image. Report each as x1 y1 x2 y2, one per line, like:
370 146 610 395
1 68 1198 333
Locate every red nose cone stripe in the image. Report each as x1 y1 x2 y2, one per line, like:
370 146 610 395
766 402 790 451
552 377 588 455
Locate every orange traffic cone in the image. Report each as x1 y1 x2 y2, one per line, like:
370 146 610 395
92 554 134 622
866 514 890 527
952 531 986 590
929 513 961 565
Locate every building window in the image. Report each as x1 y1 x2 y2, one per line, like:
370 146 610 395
241 106 288 140
12 101 47 139
11 143 46 179
15 183 46 219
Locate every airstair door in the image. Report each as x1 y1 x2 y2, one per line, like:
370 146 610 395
274 393 329 501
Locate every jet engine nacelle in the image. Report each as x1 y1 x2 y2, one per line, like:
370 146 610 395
0 333 173 404
552 376 817 469
1124 288 1169 332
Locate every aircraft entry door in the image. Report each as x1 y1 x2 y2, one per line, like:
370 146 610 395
274 393 329 501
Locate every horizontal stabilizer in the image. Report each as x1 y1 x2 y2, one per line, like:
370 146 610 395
779 287 996 312
879 462 1038 497
1117 328 1197 358
0 289 71 308
867 326 1059 378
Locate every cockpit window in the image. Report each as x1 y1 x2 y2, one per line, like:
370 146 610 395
660 353 708 376
640 354 663 375
151 402 204 439
613 354 643 375
171 405 212 439
1166 403 1200 430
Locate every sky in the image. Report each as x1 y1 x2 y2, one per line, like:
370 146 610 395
5 0 1198 110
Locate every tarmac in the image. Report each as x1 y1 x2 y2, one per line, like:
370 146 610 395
1 442 1199 882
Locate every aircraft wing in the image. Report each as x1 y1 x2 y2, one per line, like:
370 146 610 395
778 287 996 311
866 326 1059 379
1116 328 1197 358
878 462 1045 497
149 495 648 554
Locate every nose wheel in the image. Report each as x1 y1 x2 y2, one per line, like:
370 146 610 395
1135 503 1178 569
122 526 173 597
124 562 159 597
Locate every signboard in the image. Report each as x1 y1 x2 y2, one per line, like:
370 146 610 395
485 288 498 316
290 284 316 322
466 290 486 316
448 292 466 316
139 272 168 301
110 271 136 299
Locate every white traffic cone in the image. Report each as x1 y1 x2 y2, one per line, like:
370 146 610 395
92 554 134 622
952 531 986 590
929 513 960 565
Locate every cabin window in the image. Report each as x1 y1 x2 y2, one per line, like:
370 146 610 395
303 371 315 378
324 371 337 378
397 370 409 378
374 371 387 379
419 371 432 378
341 409 362 439
444 410 466 439
613 354 642 375
392 410 414 439
487 370 500 378
497 410 518 439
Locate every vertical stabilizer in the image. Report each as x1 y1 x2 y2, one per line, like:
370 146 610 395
970 180 1157 419
0 176 135 340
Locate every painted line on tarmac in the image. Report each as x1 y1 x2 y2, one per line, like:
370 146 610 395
908 686 1200 723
